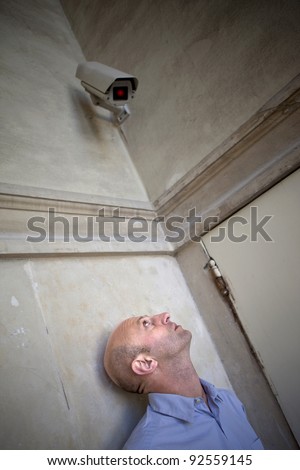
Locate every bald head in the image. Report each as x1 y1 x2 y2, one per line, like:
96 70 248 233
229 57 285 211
104 318 150 392
104 313 192 393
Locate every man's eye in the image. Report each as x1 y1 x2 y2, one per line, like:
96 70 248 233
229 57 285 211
143 319 150 327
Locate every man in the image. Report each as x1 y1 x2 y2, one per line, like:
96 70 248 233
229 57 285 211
104 312 264 450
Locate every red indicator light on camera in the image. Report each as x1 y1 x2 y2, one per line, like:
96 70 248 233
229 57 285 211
113 86 128 101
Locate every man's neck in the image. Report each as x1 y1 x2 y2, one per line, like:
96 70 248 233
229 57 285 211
147 358 206 400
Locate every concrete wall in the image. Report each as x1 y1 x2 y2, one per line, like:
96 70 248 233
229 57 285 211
0 0 231 450
1 0 298 451
61 0 300 200
0 0 148 202
0 255 231 449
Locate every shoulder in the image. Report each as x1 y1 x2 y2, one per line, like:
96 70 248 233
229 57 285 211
122 406 157 450
122 400 180 450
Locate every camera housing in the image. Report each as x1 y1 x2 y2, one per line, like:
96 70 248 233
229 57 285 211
76 62 138 123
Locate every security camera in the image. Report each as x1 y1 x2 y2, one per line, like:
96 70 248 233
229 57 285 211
76 61 138 124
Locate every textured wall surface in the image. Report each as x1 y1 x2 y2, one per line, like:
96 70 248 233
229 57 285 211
0 255 230 449
61 0 300 200
1 0 298 451
0 0 148 201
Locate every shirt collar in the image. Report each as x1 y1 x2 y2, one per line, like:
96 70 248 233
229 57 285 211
148 379 223 423
200 378 223 403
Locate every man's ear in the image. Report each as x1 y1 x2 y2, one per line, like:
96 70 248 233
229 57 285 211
131 353 158 376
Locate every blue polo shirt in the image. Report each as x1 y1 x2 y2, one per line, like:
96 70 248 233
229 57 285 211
123 379 264 450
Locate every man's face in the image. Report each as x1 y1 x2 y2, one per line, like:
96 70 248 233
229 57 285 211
112 312 192 361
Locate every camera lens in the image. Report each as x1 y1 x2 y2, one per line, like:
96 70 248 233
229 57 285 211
113 86 128 101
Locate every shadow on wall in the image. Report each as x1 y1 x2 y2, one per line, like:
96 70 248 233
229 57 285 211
95 332 147 449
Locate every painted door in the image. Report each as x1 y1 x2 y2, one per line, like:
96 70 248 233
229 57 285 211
203 169 300 444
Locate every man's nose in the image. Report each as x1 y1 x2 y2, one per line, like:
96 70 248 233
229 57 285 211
152 312 170 325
